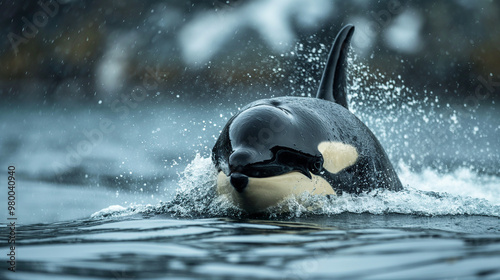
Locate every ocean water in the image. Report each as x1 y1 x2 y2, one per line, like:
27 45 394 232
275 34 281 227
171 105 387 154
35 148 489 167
1 62 500 279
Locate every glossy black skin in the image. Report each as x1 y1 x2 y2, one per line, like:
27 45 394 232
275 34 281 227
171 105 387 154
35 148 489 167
212 96 403 194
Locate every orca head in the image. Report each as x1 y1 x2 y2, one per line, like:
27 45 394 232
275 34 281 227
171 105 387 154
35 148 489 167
212 102 334 213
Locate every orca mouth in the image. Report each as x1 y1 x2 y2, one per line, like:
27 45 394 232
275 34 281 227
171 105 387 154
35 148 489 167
236 163 301 178
229 147 323 180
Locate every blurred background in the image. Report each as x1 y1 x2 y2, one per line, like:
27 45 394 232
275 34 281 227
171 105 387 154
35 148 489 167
0 0 499 222
2 0 500 104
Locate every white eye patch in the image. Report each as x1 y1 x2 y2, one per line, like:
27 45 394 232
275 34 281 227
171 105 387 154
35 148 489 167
317 141 358 174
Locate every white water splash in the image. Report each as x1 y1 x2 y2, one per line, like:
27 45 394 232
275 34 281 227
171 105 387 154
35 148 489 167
91 205 128 218
93 155 500 219
399 163 500 205
165 154 241 217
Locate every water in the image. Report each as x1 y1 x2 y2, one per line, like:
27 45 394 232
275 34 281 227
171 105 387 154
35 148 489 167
6 215 500 279
1 64 500 279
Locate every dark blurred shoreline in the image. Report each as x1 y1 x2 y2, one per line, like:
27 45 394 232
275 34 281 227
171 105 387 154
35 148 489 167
1 0 499 107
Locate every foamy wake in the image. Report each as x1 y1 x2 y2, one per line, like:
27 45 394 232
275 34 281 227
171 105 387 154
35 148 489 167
92 155 500 219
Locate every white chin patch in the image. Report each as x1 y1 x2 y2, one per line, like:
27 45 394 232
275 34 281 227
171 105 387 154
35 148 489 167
217 171 335 214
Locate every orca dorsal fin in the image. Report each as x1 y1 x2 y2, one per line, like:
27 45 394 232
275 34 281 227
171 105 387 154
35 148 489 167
316 25 355 109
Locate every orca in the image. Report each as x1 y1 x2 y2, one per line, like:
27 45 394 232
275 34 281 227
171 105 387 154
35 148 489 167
212 25 403 213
